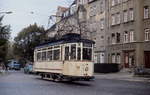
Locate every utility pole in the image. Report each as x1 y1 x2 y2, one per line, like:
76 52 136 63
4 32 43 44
47 15 62 29
0 11 13 14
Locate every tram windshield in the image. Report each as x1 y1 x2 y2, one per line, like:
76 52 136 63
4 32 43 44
64 43 92 61
83 48 92 60
83 43 92 61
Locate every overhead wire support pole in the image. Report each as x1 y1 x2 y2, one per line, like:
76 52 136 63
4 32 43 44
0 11 13 14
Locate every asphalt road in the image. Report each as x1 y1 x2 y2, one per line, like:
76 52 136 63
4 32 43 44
0 71 150 95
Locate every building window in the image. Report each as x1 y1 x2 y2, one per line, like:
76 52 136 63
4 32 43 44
88 0 94 3
123 10 128 23
112 0 120 6
78 0 86 5
100 53 105 63
129 8 134 21
112 0 115 6
129 30 134 42
112 54 116 63
117 0 121 4
123 0 128 3
116 53 121 64
112 33 116 44
101 36 104 40
108 37 110 45
144 6 149 19
90 5 97 17
116 33 121 43
116 13 121 24
100 19 104 29
111 14 115 25
145 28 150 41
124 31 128 43
100 1 104 13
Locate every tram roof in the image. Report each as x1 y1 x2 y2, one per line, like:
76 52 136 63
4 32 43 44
35 33 95 49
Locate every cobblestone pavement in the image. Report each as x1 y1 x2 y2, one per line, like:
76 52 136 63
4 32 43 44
0 71 150 95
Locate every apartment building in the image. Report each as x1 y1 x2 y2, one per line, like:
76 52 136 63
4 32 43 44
47 0 150 70
108 0 150 69
47 1 89 39
56 6 68 23
85 0 109 63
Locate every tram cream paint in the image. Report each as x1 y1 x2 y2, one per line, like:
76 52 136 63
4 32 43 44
33 61 63 74
63 61 93 76
33 61 93 77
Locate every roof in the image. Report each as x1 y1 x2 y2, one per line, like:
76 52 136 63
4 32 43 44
71 0 77 5
57 6 68 12
35 33 95 49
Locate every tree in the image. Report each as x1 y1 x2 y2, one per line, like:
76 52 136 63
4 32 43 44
54 4 92 40
13 23 46 62
0 16 11 62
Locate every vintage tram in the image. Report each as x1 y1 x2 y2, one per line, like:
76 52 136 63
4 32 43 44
33 33 95 81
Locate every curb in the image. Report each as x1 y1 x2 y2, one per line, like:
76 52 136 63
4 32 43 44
94 73 150 82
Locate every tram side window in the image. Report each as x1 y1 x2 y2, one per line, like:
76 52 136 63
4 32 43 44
83 48 92 60
77 48 81 60
42 52 46 61
70 44 76 60
65 46 69 60
53 49 60 60
47 51 53 61
37 52 41 61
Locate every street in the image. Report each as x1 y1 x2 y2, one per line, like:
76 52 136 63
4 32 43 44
0 71 150 95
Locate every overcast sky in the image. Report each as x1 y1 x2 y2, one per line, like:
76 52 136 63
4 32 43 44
0 0 72 40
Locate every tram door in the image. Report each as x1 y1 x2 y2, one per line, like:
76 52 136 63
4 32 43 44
64 46 70 60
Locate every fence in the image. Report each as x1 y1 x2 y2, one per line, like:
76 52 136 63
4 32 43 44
94 63 120 73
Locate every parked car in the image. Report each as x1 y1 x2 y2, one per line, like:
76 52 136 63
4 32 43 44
13 64 21 70
24 64 33 74
7 60 21 70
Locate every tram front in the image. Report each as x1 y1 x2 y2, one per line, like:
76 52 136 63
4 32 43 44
62 40 95 80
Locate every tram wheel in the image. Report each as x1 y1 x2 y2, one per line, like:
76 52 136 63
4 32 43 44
52 74 63 82
40 74 44 79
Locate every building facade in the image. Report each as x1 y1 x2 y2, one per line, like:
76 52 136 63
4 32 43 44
47 0 150 70
108 0 150 69
86 0 109 63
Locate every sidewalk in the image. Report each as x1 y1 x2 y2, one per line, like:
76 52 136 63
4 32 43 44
0 70 6 75
0 70 11 75
94 72 150 82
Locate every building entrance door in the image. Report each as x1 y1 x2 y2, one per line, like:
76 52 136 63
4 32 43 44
124 53 129 68
144 51 150 68
124 51 135 68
